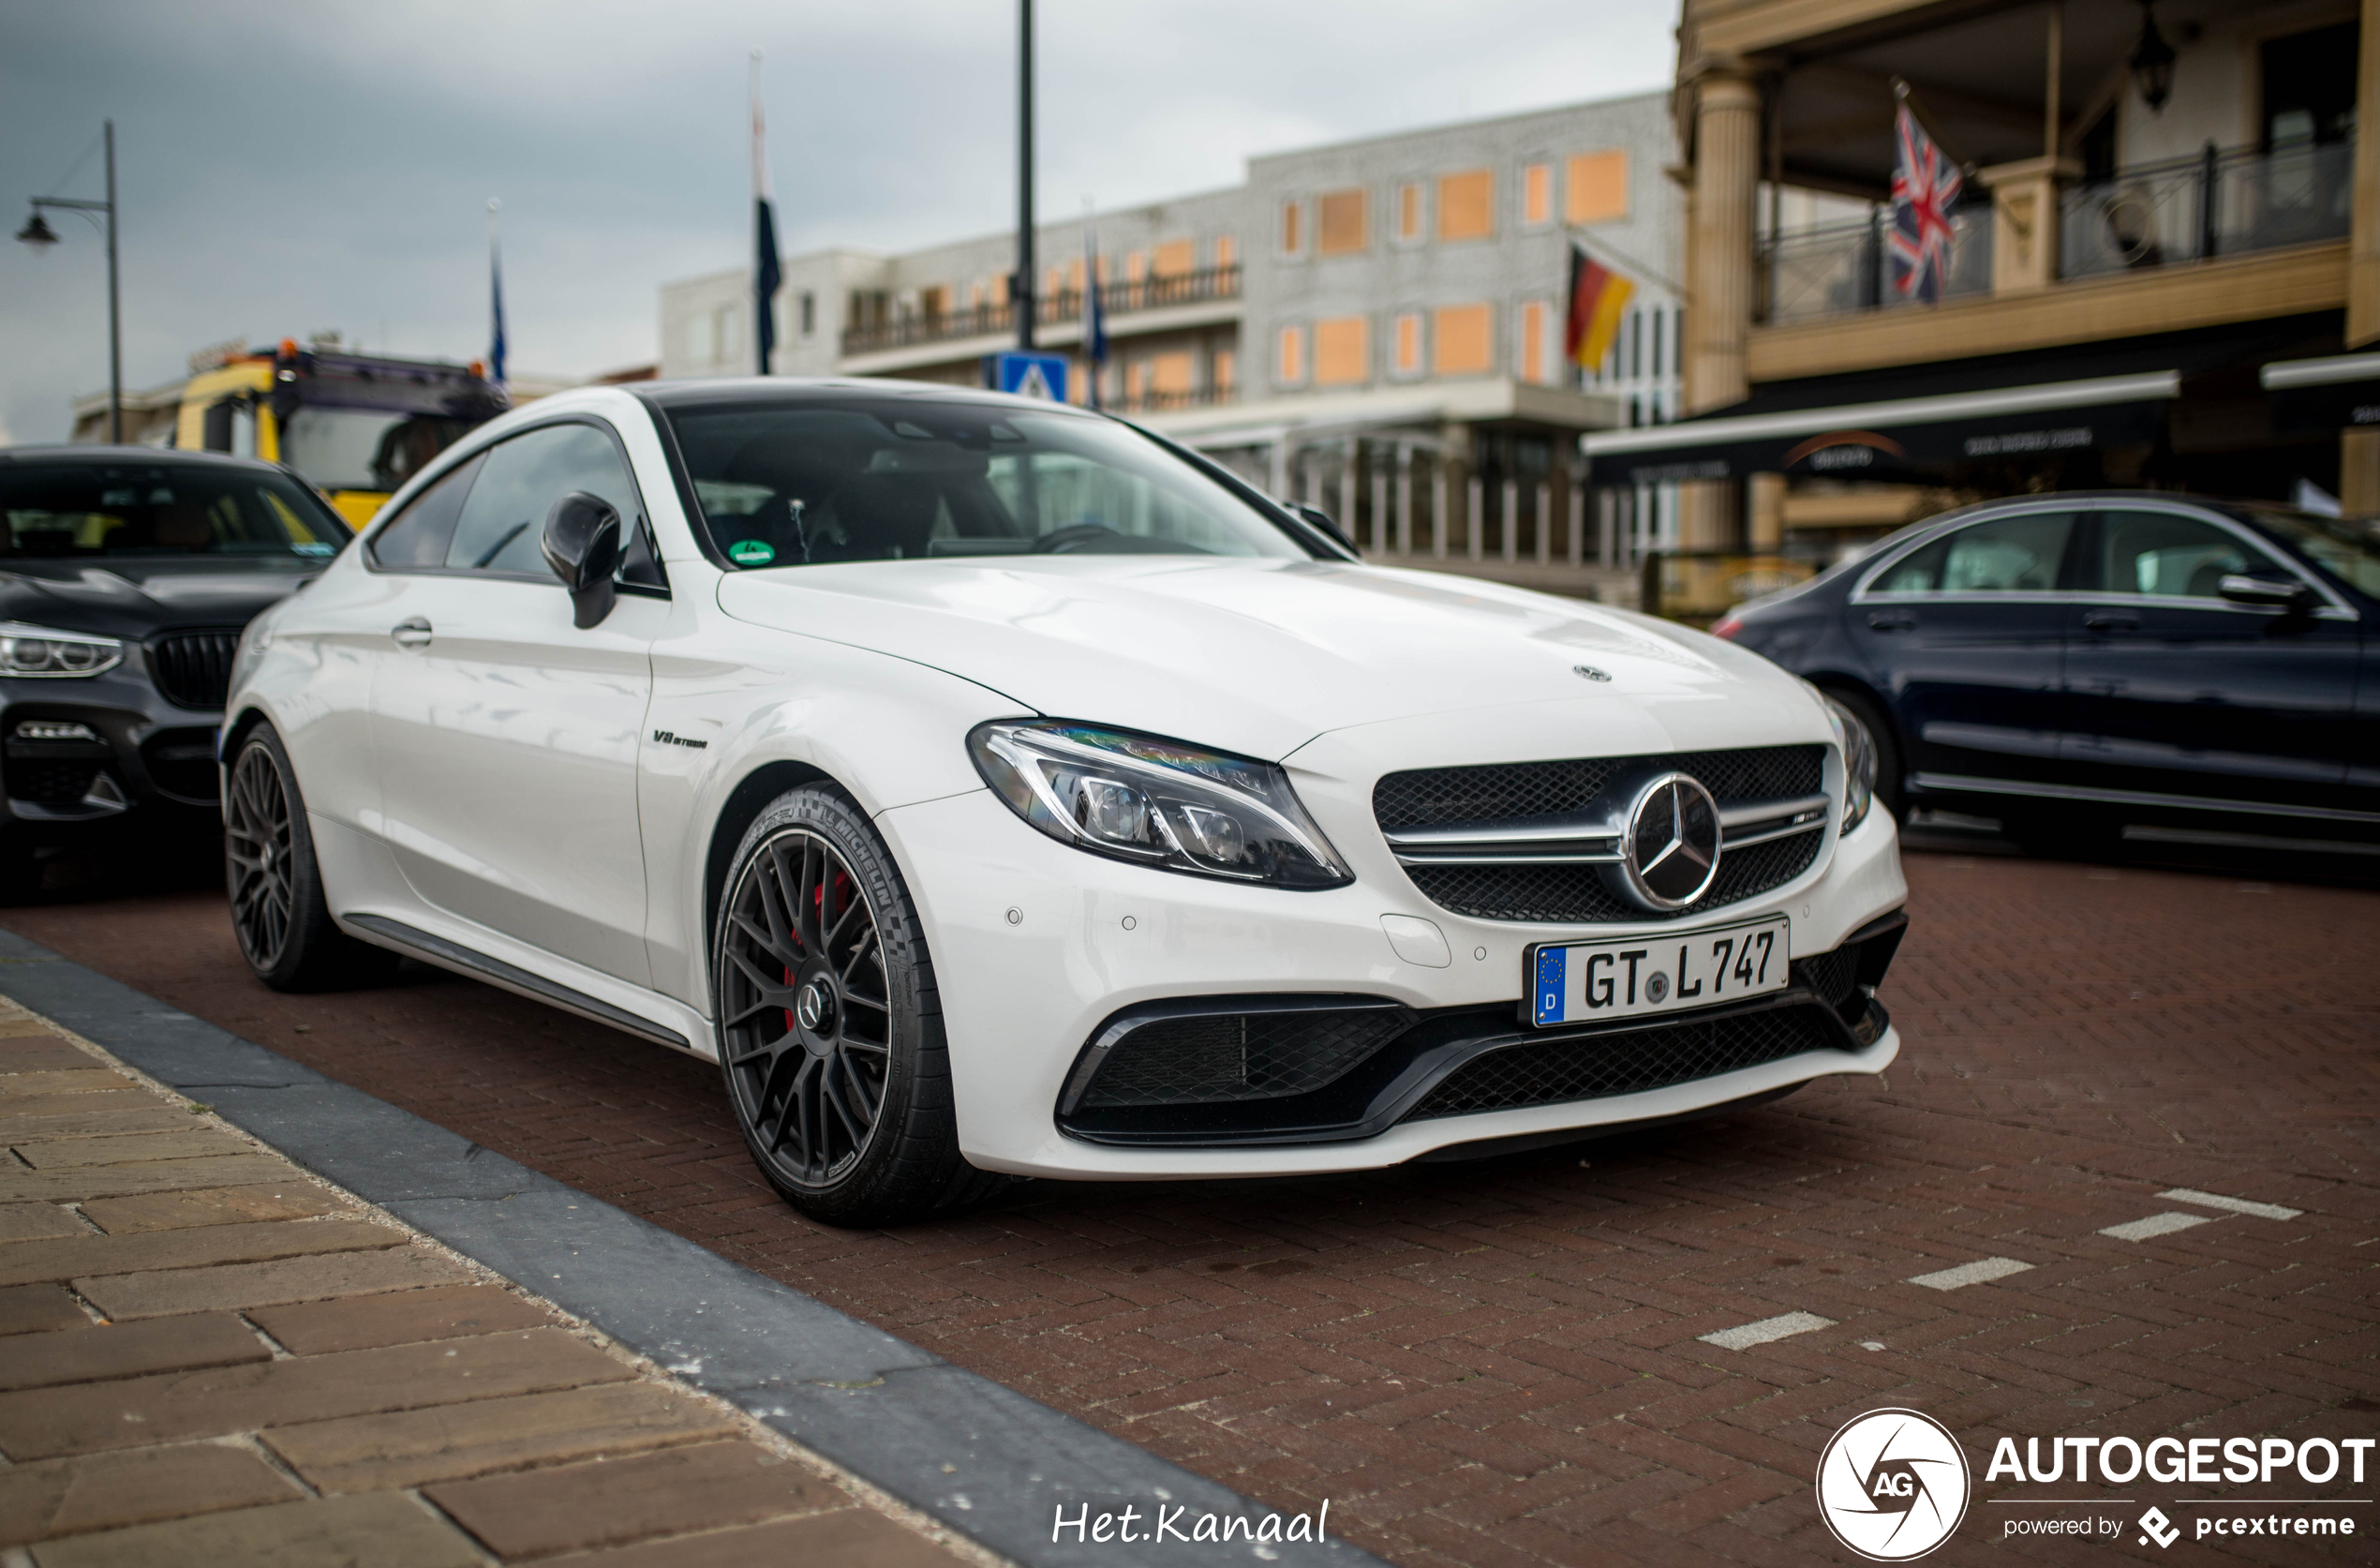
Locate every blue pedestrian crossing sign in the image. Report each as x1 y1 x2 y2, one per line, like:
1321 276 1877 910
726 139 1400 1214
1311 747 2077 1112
991 351 1069 402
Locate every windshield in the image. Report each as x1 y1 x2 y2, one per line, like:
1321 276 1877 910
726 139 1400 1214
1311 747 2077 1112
280 407 476 494
0 461 351 559
2235 506 2380 596
662 399 1307 568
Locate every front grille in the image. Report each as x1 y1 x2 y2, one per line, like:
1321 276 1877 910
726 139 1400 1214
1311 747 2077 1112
5 760 101 803
1375 744 1822 833
1079 1007 1414 1108
1406 828 1824 924
1403 1003 1845 1121
149 630 241 710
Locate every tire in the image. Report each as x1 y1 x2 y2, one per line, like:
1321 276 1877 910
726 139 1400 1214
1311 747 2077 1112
1821 684 1907 824
712 784 1007 1228
225 724 401 992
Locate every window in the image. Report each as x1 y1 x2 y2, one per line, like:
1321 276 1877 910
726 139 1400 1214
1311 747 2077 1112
1276 325 1307 385
2090 511 2257 598
369 453 483 569
684 313 713 364
1317 189 1368 256
920 285 949 320
1438 170 1495 240
658 399 1310 566
1212 350 1237 395
1566 150 1629 225
1279 200 1304 256
1434 304 1492 374
1153 239 1194 277
1213 234 1236 270
992 274 1010 306
1523 163 1552 227
1125 362 1151 404
2239 505 2380 594
715 306 742 361
1871 512 2076 594
1396 182 1423 243
1067 258 1085 293
1520 300 1549 384
1 458 351 560
442 423 650 579
798 291 816 336
1151 352 1194 397
1392 313 1422 377
1125 251 1147 283
1316 317 1369 385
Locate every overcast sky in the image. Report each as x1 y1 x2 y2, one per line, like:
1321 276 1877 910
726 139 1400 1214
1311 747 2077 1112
0 0 1674 444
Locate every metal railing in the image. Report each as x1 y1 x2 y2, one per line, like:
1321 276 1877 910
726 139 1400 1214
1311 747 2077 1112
2061 138 2353 280
840 264 1242 355
1109 384 1237 415
1761 203 1992 325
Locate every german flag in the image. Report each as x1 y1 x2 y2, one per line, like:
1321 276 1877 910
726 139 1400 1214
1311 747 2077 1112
1564 244 1633 373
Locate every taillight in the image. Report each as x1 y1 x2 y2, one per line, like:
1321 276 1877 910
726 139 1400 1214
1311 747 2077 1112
1709 614 1745 640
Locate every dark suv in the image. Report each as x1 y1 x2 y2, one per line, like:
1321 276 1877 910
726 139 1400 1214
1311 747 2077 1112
0 446 351 893
1713 492 2380 850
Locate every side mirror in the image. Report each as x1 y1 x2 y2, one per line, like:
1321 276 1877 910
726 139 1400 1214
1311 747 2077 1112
1289 502 1357 554
541 491 621 629
2217 572 2317 615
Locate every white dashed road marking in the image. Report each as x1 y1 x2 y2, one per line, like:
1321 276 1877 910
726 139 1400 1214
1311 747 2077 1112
2159 1187 2303 1221
2100 1212 2213 1242
1906 1257 2034 1291
1699 1311 1836 1351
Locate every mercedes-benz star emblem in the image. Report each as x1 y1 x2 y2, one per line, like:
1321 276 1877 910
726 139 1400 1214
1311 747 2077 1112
1572 665 1613 682
1619 771 1722 911
795 979 833 1033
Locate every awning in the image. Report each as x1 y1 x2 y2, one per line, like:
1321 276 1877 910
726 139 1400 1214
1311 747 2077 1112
1582 370 2181 487
2260 351 2380 434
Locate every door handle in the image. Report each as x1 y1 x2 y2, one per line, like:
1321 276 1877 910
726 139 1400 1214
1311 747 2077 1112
1867 612 1916 633
2082 610 2139 635
391 618 433 650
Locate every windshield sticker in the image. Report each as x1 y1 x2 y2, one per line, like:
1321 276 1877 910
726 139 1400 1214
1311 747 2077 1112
727 539 775 567
291 542 336 557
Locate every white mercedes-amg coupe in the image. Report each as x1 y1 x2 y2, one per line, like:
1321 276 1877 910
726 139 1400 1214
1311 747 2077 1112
223 380 1909 1225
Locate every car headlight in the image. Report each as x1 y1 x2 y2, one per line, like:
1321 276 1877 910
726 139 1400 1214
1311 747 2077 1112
1821 694 1877 835
0 622 124 679
968 721 1352 889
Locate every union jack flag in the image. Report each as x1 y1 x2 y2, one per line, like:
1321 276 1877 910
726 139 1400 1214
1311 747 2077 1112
1889 104 1963 303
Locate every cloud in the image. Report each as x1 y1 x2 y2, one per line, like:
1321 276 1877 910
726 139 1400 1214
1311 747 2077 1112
0 0 1673 444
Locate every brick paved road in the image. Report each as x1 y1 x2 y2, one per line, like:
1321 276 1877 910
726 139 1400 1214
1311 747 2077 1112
5 836 2375 1567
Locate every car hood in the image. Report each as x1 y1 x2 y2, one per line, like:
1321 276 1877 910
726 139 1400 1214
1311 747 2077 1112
0 557 322 639
716 556 1812 762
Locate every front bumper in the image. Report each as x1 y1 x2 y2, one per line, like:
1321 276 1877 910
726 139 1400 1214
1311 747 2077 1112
0 665 223 837
877 786 1910 1180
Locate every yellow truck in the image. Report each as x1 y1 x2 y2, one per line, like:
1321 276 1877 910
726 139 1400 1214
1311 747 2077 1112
174 341 508 527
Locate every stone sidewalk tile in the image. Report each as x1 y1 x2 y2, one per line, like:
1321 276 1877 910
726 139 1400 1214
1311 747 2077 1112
76 1242 469 1320
0 1312 269 1392
0 1202 86 1243
13 1127 256 1168
422 1440 846 1561
81 1181 353 1234
0 1281 88 1334
0 1107 192 1142
24 1490 483 1568
0 1216 403 1289
0 1153 290 1202
250 1280 553 1354
0 1444 303 1549
0 1088 161 1122
264 1381 741 1492
542 1509 977 1568
0 1068 138 1099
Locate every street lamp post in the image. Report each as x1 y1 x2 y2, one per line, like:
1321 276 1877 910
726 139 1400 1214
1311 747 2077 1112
1016 0 1035 351
17 121 122 443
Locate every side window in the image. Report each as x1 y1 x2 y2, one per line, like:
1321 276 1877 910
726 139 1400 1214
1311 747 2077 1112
2090 510 2257 599
444 423 653 579
368 452 484 569
1871 512 2075 594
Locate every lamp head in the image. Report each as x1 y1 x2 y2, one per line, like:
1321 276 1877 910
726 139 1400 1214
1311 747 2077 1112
2131 1 2177 113
14 212 58 247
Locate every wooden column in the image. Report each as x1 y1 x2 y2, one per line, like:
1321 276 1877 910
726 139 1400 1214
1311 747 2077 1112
1397 443 1415 555
1679 62 1762 549
2344 0 2380 512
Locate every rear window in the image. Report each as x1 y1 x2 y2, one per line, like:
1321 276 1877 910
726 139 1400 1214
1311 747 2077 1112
0 460 351 559
660 398 1306 568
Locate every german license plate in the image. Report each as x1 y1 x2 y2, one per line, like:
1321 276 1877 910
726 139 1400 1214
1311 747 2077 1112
1527 916 1791 1027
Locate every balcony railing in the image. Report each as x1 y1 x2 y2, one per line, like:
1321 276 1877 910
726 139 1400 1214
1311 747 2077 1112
1108 384 1237 416
2061 138 2353 279
1762 203 1993 325
840 263 1242 356
1756 136 2352 325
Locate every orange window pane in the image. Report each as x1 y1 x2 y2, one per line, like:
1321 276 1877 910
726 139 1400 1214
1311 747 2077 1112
1434 303 1492 374
1317 189 1368 255
1280 200 1303 253
1276 325 1306 384
1524 163 1551 226
1566 150 1629 224
992 274 1010 306
1393 313 1421 375
1521 300 1548 383
1043 266 1062 299
1213 349 1237 392
1438 170 1495 241
1214 234 1237 269
1152 351 1194 394
1125 251 1147 282
1315 317 1368 385
1127 362 1150 400
1397 183 1421 241
1153 239 1194 277
1067 258 1085 292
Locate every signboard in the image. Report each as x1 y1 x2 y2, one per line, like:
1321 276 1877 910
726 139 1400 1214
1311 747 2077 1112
989 351 1069 402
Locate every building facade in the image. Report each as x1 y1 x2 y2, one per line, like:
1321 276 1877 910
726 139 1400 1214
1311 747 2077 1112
1594 0 2380 560
658 92 1687 596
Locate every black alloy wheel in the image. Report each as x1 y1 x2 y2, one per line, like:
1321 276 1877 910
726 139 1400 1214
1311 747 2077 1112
714 785 1005 1226
224 724 399 992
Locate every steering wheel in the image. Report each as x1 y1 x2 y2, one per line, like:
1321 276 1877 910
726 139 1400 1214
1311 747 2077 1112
1031 522 1123 554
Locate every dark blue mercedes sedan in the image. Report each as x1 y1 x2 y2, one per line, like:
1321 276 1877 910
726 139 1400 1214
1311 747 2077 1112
1712 493 2380 852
